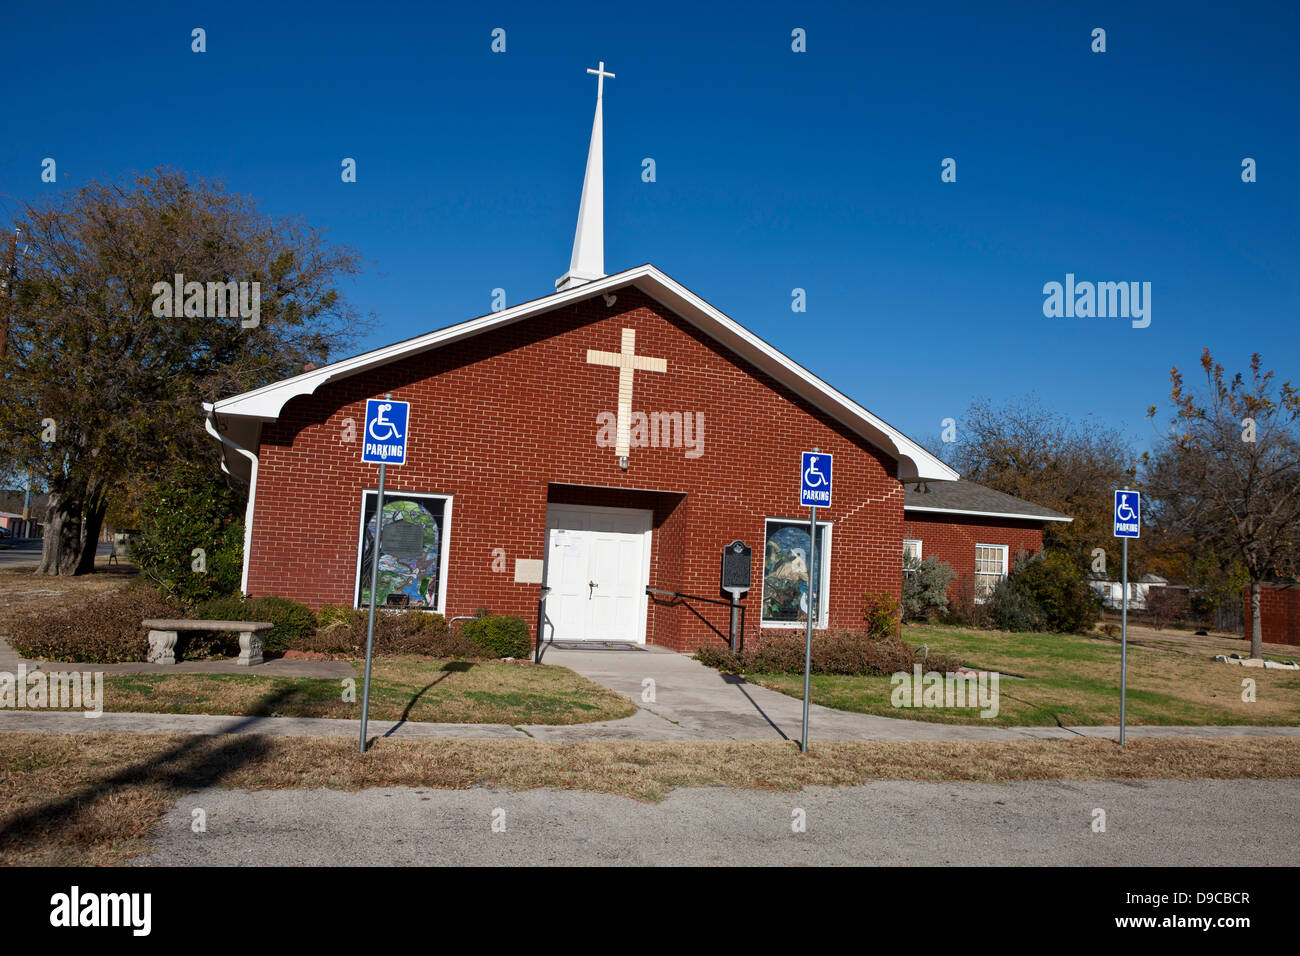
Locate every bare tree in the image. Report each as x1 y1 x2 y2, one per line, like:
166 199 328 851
936 396 1137 571
1144 351 1300 656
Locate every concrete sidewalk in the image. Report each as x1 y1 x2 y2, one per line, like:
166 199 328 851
3 639 1299 743
4 707 1299 743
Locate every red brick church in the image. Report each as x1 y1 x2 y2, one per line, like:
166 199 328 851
204 63 1067 652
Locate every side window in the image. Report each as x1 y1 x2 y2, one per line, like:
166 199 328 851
974 543 1008 602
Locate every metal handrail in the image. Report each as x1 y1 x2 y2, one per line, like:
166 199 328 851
646 586 748 652
535 585 551 662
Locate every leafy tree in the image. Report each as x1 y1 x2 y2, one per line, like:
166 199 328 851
0 169 365 574
131 464 245 604
1144 350 1300 656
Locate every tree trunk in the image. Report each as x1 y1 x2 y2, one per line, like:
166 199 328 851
36 492 82 575
1249 581 1263 660
75 491 109 575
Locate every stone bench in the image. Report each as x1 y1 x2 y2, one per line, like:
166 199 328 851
144 619 274 666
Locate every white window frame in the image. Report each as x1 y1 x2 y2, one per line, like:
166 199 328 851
973 543 1009 603
903 539 923 564
354 490 453 614
761 517 832 629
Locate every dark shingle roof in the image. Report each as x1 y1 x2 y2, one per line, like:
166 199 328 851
903 480 1071 522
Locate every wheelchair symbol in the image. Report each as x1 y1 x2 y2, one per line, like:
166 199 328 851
1116 495 1137 522
368 403 404 442
804 455 828 488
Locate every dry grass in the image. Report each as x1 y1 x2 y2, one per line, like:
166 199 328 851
2 731 1298 865
0 563 138 611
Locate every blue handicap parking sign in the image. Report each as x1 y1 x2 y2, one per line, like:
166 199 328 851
1114 490 1140 538
362 399 410 465
800 452 833 508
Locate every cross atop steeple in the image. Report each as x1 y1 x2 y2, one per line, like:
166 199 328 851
556 61 614 292
587 60 615 99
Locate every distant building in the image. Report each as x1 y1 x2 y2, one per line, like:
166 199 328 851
1089 572 1169 611
0 490 46 539
902 480 1072 601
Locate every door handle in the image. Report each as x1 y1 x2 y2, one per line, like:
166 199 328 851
588 580 598 599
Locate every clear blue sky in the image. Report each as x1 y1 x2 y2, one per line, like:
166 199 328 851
2 0 1296 456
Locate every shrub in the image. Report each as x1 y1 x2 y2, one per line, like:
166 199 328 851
460 611 532 659
192 595 317 652
979 550 1100 634
986 576 1047 632
902 557 956 622
1008 550 1100 633
694 630 960 677
131 464 245 605
941 576 991 628
300 607 475 657
862 592 901 639
3 585 186 663
1144 585 1190 630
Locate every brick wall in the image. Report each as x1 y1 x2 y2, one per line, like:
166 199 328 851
244 288 906 652
901 512 1045 596
1242 584 1300 647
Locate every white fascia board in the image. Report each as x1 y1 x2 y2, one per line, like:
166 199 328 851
207 274 643 421
207 264 956 481
904 505 1074 523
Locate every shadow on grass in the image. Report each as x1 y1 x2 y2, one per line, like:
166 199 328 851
380 660 475 739
0 685 299 857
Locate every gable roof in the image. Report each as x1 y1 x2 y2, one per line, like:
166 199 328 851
204 264 957 482
903 479 1072 523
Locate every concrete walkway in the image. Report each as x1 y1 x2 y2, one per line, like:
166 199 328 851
4 638 1299 743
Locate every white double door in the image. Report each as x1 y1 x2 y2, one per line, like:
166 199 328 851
543 504 653 643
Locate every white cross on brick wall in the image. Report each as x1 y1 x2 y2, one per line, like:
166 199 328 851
586 327 667 458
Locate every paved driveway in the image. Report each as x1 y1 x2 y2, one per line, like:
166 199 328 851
135 778 1300 866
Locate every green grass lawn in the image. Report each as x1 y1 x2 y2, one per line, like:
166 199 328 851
64 657 636 726
746 625 1300 727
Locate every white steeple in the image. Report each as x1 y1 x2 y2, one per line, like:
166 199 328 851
556 61 614 292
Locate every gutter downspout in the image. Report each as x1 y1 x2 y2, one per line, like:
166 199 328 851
203 403 259 596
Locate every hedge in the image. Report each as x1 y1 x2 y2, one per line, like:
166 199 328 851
3 586 186 663
695 630 960 677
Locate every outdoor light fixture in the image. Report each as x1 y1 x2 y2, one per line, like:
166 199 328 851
619 455 629 470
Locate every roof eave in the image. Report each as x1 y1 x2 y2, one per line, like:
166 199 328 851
904 504 1073 523
208 264 957 481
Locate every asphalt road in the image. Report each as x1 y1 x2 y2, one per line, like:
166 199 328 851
136 778 1300 866
0 539 111 569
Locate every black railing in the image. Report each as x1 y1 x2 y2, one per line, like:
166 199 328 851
646 587 747 652
535 585 551 662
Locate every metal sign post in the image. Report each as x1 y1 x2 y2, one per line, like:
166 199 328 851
799 449 833 753
359 394 411 754
1113 488 1141 747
